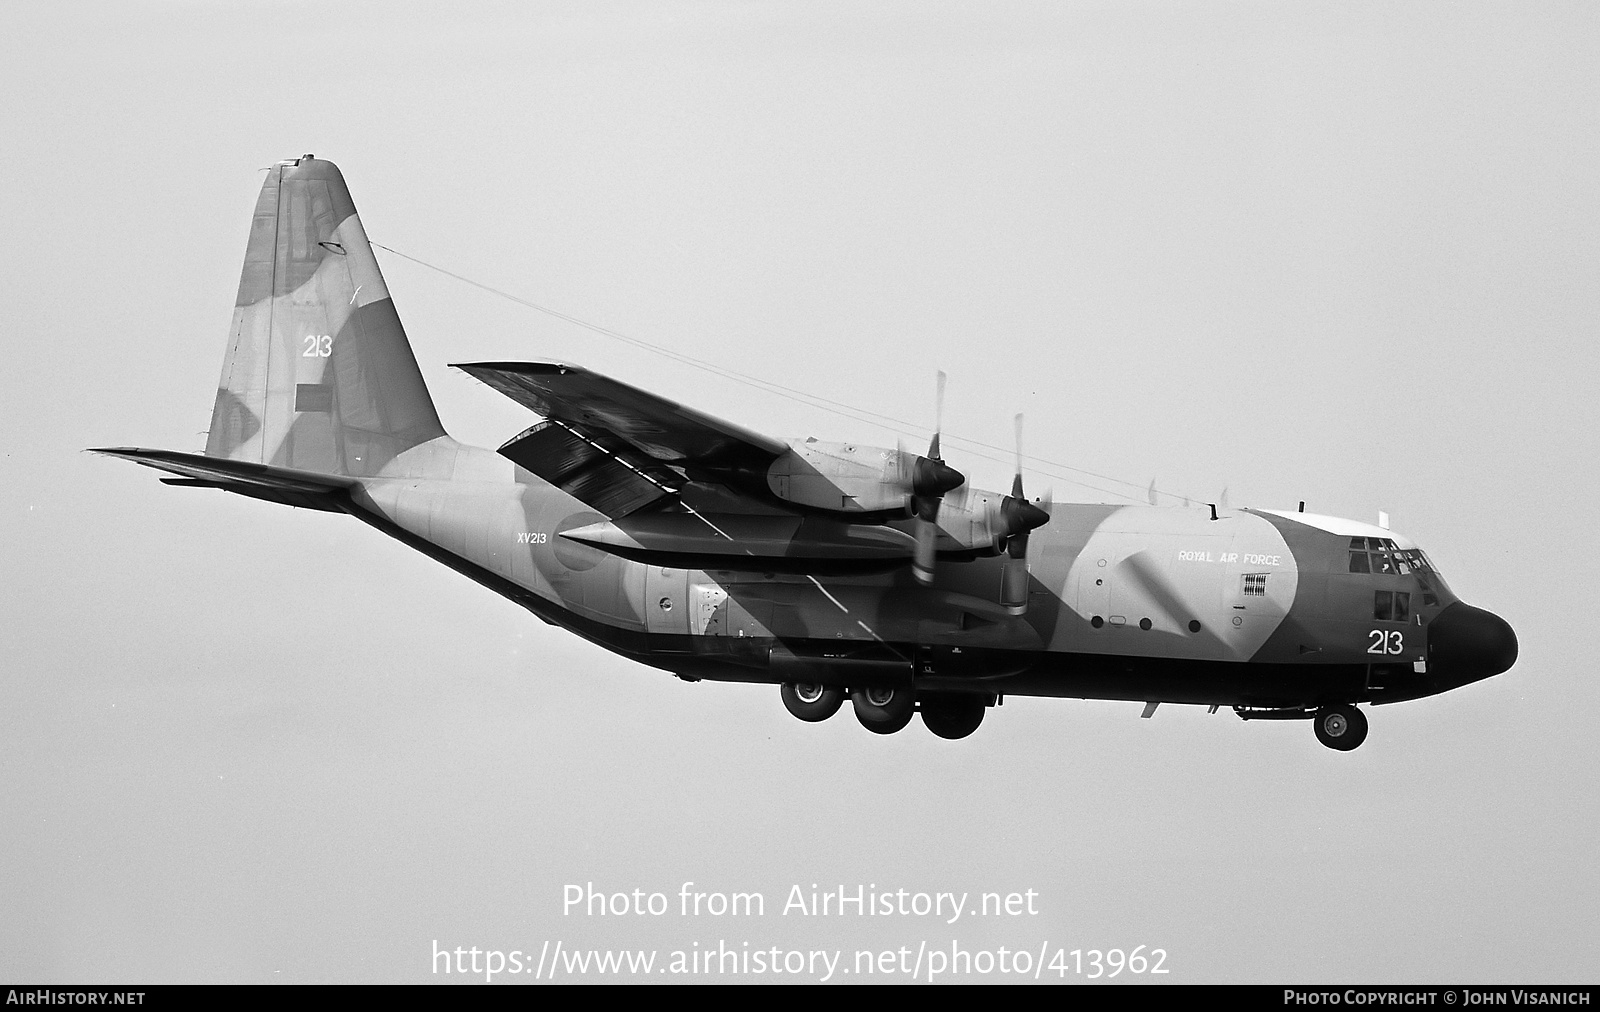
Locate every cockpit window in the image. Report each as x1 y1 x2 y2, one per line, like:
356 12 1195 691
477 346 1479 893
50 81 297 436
1374 590 1411 622
1416 574 1440 607
1349 537 1436 576
1411 550 1438 573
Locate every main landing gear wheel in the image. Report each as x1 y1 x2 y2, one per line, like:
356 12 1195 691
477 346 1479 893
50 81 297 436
1314 704 1369 751
920 695 987 740
781 682 844 722
851 686 916 735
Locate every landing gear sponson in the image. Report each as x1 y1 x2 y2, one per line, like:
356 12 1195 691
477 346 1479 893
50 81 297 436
779 682 992 739
784 682 1376 749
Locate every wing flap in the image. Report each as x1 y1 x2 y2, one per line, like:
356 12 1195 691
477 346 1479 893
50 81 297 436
497 421 676 517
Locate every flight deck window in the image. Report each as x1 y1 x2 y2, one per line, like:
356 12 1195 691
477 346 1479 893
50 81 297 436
1374 591 1411 621
1412 550 1439 573
1349 537 1418 576
1416 575 1440 607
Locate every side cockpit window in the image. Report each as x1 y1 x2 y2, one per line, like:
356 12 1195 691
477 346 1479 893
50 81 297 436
1416 575 1440 607
1374 590 1411 622
1348 541 1371 573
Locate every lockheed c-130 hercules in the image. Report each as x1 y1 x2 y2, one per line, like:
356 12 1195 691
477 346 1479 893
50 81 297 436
93 155 1518 750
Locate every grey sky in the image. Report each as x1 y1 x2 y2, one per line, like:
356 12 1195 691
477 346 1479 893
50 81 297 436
2 0 1596 983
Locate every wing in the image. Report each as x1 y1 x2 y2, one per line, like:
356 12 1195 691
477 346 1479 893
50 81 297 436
455 362 787 467
454 361 790 517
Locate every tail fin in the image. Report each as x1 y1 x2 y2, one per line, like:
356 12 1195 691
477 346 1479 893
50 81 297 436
205 155 444 476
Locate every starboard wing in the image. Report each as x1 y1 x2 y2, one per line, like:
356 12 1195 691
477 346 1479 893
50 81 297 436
454 362 790 517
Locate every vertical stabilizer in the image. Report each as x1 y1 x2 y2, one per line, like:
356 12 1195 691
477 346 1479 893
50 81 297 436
205 155 444 476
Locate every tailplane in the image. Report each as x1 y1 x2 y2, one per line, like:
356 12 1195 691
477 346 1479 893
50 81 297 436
205 155 444 476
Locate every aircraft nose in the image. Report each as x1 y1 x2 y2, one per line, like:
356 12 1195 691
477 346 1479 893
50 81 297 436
1429 602 1518 683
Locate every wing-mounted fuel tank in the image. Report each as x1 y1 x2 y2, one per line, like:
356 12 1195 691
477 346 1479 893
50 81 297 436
561 511 920 575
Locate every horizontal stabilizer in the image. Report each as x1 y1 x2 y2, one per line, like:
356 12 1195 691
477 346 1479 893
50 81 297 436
91 447 355 511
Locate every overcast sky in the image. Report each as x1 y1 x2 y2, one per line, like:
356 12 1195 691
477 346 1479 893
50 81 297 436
2 0 1597 984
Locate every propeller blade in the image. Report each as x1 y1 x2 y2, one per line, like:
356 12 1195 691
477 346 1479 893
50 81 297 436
1013 413 1024 490
998 414 1048 539
1000 549 1030 615
998 413 1047 614
913 513 938 585
908 370 961 586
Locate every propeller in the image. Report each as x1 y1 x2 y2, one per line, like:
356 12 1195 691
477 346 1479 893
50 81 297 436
909 371 963 585
998 414 1051 614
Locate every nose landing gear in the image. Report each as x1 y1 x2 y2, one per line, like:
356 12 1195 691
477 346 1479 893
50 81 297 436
1313 704 1369 751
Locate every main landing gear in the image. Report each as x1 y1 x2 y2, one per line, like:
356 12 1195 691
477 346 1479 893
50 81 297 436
779 682 990 739
919 694 987 740
850 686 916 735
781 682 843 722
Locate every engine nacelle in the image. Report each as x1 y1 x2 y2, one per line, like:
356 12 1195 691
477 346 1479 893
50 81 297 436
765 440 922 514
760 439 1042 559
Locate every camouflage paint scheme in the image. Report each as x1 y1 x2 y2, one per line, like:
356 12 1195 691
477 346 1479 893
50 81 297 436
95 157 1517 743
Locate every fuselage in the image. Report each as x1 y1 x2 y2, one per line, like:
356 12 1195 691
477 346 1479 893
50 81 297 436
98 154 1517 749
348 436 1516 712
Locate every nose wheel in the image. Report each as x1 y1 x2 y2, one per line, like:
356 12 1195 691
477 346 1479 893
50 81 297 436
1314 704 1368 751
